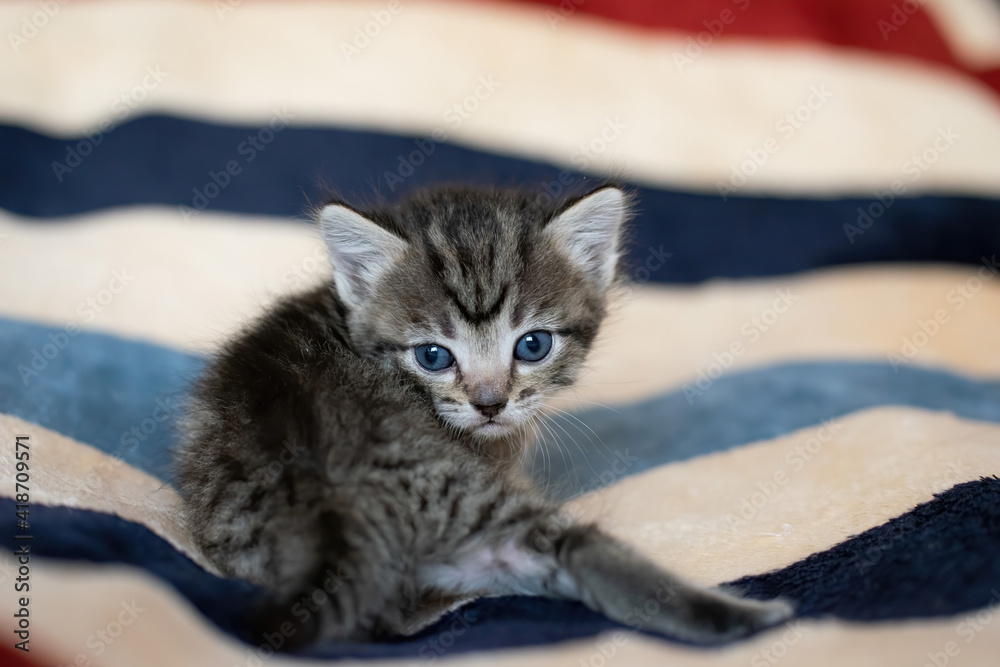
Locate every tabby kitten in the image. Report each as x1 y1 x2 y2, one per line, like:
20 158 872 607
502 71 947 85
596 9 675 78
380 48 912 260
175 184 792 646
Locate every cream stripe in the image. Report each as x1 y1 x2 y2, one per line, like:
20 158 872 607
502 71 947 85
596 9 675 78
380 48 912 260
585 259 1000 405
574 406 1000 586
5 556 999 667
3 405 996 602
1 1 999 195
0 413 212 572
926 0 1000 69
5 208 1000 406
0 207 327 354
6 405 995 586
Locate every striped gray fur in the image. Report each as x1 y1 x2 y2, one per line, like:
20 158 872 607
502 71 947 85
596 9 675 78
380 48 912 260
175 184 792 646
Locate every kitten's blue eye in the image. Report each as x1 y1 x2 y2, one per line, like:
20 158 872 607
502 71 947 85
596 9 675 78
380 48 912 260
414 344 454 371
514 331 552 362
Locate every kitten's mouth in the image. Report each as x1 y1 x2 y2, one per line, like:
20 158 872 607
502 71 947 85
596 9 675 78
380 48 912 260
474 418 514 437
478 419 504 430
443 407 522 439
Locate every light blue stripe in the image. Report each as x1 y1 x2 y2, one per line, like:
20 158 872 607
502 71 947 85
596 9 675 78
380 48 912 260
3 317 998 493
534 362 1000 499
0 317 202 480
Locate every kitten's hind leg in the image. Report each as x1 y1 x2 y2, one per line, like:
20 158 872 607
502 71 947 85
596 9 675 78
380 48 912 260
424 514 793 645
244 498 418 648
543 523 794 643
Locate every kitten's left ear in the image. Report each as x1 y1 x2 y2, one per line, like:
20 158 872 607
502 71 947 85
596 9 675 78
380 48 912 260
544 186 628 290
319 203 408 310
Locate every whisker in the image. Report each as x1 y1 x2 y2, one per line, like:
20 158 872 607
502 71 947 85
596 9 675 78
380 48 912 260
530 414 562 497
538 414 569 478
531 414 552 488
542 394 623 414
534 413 569 493
544 404 619 468
532 385 624 414
515 419 535 473
541 410 602 489
565 378 652 387
538 412 588 496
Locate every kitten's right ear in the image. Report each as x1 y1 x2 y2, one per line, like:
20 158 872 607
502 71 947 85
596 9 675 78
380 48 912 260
319 203 408 310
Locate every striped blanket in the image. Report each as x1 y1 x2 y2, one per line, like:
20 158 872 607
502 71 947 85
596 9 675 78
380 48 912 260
2 1 1000 665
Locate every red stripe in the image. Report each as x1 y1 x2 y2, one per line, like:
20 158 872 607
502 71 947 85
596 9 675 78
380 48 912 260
515 0 1000 96
0 645 49 667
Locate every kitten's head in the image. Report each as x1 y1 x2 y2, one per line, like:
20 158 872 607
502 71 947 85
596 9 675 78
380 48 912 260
319 184 628 442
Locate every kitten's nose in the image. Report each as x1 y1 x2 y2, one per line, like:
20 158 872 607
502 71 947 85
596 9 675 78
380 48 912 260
473 401 507 418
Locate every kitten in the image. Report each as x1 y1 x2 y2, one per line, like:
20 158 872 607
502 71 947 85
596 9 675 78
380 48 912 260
175 184 792 646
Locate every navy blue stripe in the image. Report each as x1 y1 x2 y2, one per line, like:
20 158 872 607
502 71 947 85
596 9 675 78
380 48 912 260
1 501 264 645
5 478 1000 657
731 477 1000 621
3 115 1000 283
